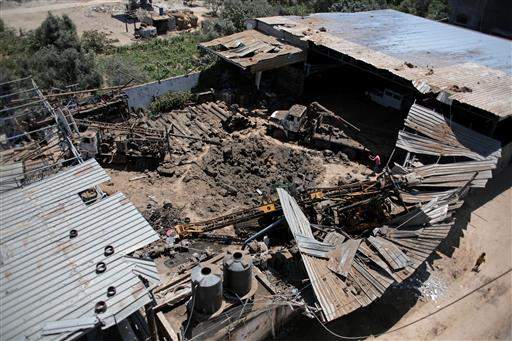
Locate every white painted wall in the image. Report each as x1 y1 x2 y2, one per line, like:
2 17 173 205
123 72 201 110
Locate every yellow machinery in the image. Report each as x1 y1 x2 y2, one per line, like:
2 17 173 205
172 180 379 238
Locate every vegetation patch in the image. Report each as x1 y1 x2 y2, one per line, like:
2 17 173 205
149 91 193 114
98 33 211 86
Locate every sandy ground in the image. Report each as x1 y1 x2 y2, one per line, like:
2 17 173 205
276 165 512 340
0 0 209 45
378 166 512 341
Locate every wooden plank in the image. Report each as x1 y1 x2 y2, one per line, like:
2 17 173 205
156 311 179 341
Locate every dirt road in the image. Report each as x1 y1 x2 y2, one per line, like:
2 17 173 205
0 0 208 45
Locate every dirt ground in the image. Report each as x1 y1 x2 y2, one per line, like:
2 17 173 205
102 133 372 221
275 165 512 340
0 0 209 45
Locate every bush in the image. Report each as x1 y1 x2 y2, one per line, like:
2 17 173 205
426 0 449 19
97 56 150 86
149 91 193 114
278 3 313 16
201 18 237 39
221 0 277 32
328 0 387 12
204 0 223 16
0 14 102 90
81 30 114 54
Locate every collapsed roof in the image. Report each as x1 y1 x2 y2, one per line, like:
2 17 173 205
199 29 306 73
274 102 501 322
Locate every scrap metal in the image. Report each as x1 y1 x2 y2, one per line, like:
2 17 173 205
396 103 502 161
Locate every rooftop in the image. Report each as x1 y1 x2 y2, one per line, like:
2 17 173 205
0 159 160 340
199 29 306 73
256 10 512 119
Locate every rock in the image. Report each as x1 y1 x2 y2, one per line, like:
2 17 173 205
323 149 333 157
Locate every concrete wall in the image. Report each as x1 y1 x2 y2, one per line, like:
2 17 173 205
124 72 201 110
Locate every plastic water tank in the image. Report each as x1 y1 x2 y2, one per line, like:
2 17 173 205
191 263 222 315
223 250 253 298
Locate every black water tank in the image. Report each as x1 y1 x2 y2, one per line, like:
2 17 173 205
223 250 253 298
191 263 222 315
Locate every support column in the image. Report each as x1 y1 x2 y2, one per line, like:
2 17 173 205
254 71 262 90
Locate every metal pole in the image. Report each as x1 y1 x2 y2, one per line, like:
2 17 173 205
0 99 45 114
0 87 37 99
6 124 57 141
242 218 284 249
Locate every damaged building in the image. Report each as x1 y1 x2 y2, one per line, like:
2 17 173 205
1 8 511 341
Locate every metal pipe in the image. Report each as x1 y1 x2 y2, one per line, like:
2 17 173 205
6 124 57 141
242 218 284 249
0 99 45 114
0 87 37 99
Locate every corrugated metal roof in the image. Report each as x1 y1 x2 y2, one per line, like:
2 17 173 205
256 10 512 118
277 186 461 321
0 159 160 340
0 162 24 192
396 103 502 161
199 29 306 73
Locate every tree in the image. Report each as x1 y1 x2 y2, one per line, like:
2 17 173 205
220 0 277 32
427 0 449 20
31 13 80 51
25 13 101 89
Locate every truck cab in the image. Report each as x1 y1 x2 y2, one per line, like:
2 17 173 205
270 104 308 137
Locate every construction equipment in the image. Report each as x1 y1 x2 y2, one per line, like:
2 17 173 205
76 119 168 168
172 181 381 238
269 102 359 139
268 102 365 155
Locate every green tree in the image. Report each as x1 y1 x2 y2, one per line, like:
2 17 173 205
220 0 277 32
427 0 449 20
31 13 80 51
26 13 101 89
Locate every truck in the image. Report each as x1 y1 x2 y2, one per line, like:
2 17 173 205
267 102 365 156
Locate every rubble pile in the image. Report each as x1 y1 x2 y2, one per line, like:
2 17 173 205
183 135 324 214
142 202 185 234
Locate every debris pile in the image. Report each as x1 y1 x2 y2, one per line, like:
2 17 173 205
143 201 185 235
182 135 324 213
